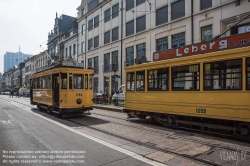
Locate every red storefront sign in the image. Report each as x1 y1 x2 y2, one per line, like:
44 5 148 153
153 32 250 61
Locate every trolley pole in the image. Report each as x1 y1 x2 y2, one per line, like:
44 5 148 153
108 76 110 105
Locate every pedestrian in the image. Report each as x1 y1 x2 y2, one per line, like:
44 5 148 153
23 92 25 98
9 89 13 98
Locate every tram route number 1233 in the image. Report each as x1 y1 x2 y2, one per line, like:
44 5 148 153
196 108 206 113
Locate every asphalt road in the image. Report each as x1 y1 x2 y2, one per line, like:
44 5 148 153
0 96 154 166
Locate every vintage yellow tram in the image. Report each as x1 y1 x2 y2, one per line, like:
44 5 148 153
124 32 250 140
30 62 94 117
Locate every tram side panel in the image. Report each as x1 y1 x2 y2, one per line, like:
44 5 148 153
125 91 250 123
33 89 53 106
60 90 93 111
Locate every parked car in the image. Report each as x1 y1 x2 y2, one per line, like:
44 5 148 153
93 93 109 104
19 88 28 96
26 90 30 97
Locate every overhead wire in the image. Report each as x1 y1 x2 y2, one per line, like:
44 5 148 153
27 0 232 59
28 0 191 56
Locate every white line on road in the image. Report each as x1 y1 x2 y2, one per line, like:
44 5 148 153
2 98 167 166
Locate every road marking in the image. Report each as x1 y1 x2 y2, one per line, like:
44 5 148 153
2 98 167 166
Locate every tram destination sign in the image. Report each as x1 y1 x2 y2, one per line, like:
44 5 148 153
153 32 250 61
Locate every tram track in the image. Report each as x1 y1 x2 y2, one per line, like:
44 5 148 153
2 97 249 150
1 96 249 166
91 111 250 152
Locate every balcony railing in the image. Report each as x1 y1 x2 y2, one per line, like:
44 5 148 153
102 63 118 73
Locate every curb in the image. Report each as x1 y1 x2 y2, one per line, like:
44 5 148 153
93 105 124 113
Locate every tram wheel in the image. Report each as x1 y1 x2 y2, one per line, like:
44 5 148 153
47 107 52 114
58 114 62 118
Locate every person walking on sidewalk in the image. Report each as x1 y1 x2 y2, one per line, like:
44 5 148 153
9 89 13 98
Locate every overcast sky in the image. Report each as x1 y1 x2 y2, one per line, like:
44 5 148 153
0 0 81 74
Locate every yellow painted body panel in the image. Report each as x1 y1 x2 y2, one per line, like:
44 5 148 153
60 90 93 108
126 91 250 122
33 89 52 106
125 46 250 122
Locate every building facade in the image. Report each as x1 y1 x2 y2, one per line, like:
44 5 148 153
24 58 32 86
76 0 250 93
47 13 76 63
4 50 33 72
35 51 48 72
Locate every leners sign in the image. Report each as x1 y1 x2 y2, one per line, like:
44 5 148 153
153 32 250 61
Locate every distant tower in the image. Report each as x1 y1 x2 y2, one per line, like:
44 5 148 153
19 45 20 52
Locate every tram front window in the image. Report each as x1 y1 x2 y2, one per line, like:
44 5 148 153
74 74 83 89
61 73 67 89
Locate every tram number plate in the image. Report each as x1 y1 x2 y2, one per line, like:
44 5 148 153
196 108 206 113
76 93 82 96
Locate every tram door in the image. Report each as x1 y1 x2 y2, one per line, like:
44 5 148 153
30 79 33 102
52 73 59 106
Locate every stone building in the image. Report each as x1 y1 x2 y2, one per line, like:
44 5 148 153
76 0 250 93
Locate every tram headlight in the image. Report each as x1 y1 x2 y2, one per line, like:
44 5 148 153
76 98 82 104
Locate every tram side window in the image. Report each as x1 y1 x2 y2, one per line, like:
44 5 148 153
61 73 67 89
47 75 51 89
33 78 37 89
204 59 241 90
136 71 145 91
89 74 93 89
148 68 169 91
42 76 46 89
69 73 72 89
85 74 88 89
126 72 134 91
246 58 250 90
172 64 200 90
74 74 83 89
37 77 41 89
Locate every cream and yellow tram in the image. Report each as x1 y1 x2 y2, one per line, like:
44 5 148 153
30 64 94 117
124 32 250 140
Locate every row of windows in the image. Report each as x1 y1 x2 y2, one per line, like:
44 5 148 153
87 27 119 51
81 1 213 50
82 0 214 40
104 27 119 44
156 24 212 52
88 51 119 72
88 15 99 31
104 3 119 23
32 74 93 90
65 44 76 57
126 58 250 91
126 0 211 13
83 24 212 55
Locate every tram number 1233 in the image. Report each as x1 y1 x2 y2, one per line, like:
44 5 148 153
196 108 206 113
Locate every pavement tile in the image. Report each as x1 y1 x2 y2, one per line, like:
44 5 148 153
166 156 206 166
119 145 149 156
146 151 175 163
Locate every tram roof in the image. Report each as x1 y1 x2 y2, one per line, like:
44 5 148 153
31 58 90 75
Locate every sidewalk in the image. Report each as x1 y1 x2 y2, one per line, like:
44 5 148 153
93 104 124 113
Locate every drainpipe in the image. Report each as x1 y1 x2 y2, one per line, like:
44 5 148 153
76 21 79 63
84 17 87 68
191 0 194 44
120 1 123 85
